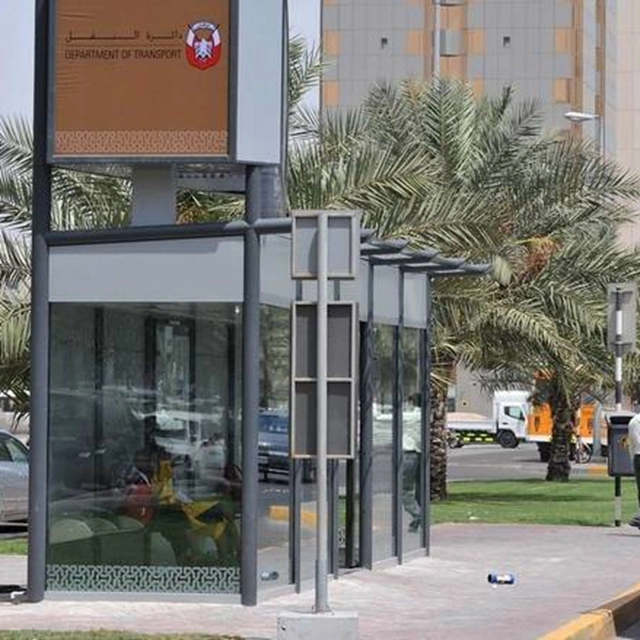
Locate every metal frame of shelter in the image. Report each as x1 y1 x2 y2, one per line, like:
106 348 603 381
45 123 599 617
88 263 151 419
25 0 491 608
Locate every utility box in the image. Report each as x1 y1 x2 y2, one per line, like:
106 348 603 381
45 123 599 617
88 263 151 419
607 412 636 477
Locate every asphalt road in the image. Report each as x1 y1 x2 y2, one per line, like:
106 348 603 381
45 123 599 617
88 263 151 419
448 442 547 481
257 441 548 504
254 442 551 552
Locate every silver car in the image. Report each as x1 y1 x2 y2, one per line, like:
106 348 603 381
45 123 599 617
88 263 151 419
0 430 28 522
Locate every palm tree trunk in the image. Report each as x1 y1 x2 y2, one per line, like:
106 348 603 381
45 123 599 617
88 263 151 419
430 381 448 501
546 377 573 482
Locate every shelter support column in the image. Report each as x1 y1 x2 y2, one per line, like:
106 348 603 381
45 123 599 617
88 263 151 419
28 0 52 603
242 165 261 605
359 263 374 569
420 276 432 553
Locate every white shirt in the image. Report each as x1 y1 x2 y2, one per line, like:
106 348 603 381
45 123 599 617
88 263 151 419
403 411 421 452
627 414 640 457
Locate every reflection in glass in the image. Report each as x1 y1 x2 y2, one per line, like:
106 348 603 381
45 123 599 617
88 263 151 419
372 324 394 562
257 305 292 589
47 303 243 594
402 328 422 554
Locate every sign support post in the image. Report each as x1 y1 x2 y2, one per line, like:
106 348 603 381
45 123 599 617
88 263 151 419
613 287 623 518
607 283 637 526
315 212 330 613
289 210 359 631
615 286 624 413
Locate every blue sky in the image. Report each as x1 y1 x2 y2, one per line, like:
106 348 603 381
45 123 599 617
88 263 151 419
0 0 320 119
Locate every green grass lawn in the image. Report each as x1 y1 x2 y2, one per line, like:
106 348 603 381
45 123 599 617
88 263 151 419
0 537 27 555
433 478 640 527
0 634 239 640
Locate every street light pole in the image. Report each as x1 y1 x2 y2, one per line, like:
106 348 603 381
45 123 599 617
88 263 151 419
564 111 602 154
433 0 441 78
595 116 603 156
564 110 605 458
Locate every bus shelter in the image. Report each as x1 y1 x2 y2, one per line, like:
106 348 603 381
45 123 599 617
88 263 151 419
25 0 490 607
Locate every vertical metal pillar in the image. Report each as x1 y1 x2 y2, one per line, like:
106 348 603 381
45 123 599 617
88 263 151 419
613 288 624 525
315 212 330 612
345 457 356 568
615 476 622 527
433 0 442 78
241 165 261 606
421 277 433 554
290 459 302 590
93 309 105 498
615 287 623 412
27 0 52 603
393 273 405 562
359 264 374 569
290 281 303 590
329 460 340 578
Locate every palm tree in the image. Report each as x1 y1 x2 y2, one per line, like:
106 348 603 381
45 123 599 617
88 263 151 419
466 235 640 481
0 117 131 418
350 80 640 493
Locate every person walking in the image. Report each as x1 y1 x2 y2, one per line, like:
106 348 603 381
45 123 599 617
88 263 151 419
627 413 640 527
402 401 422 533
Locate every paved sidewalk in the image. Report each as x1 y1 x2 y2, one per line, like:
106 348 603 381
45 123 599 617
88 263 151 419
2 523 640 639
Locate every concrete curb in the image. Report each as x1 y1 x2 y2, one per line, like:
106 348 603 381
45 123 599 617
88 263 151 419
541 580 640 640
571 464 607 476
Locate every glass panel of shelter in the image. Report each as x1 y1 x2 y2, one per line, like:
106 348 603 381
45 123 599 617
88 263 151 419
47 303 243 595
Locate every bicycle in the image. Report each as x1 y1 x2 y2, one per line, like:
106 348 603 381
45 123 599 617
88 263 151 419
575 435 592 464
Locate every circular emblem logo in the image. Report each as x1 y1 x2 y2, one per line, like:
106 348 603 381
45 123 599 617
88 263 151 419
185 22 222 70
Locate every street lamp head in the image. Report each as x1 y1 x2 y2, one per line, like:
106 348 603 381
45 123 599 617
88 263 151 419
564 111 600 124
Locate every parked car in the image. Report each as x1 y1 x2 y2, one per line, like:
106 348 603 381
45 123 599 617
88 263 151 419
258 411 315 483
0 430 28 522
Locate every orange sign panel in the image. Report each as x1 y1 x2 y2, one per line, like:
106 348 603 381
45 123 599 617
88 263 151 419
52 0 230 159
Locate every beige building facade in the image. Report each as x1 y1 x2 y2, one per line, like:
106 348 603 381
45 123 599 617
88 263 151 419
321 0 640 410
322 0 615 152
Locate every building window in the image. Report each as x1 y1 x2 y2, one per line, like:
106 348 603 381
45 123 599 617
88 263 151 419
503 36 511 48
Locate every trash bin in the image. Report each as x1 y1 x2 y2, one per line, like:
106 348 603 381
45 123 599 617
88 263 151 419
607 412 636 477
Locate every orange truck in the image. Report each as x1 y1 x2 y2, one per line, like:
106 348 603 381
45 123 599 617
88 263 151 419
526 399 607 462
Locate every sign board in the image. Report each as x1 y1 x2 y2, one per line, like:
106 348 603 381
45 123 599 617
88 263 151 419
49 0 284 165
607 283 637 354
291 302 357 458
607 414 636 477
291 211 360 280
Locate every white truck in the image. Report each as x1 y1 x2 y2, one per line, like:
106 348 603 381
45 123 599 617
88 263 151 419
447 390 529 449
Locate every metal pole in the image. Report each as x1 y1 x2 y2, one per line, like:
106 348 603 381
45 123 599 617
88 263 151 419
330 460 339 579
393 273 405 562
27 0 52 603
433 0 441 78
591 113 603 157
613 287 624 523
591 116 604 460
422 276 432 554
615 287 623 412
291 281 303 591
241 165 261 606
615 476 622 527
315 211 330 613
358 263 374 569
